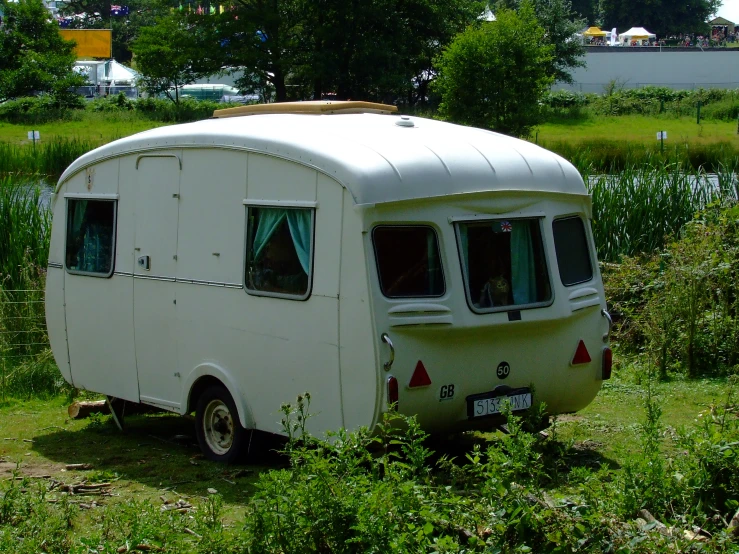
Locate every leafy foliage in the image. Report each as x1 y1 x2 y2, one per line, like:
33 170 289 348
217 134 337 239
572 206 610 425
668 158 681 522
212 0 483 103
433 3 554 137
0 0 87 104
57 0 171 63
601 0 721 37
131 13 216 104
604 202 739 378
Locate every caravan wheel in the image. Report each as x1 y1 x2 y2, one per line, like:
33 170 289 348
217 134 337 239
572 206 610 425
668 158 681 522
195 385 248 463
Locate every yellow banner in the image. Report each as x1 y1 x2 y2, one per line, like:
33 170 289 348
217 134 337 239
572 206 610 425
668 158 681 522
59 29 112 58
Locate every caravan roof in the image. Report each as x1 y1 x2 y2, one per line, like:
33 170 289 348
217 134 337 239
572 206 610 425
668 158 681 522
58 110 586 206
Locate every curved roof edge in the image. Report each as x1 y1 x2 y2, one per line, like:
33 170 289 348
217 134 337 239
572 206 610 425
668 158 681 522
57 114 587 205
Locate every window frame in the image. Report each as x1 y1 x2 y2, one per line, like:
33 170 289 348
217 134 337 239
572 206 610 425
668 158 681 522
454 216 553 315
371 224 446 300
64 196 118 279
552 215 594 287
243 204 316 301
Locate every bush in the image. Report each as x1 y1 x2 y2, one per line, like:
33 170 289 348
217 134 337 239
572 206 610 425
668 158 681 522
604 202 739 378
0 96 84 125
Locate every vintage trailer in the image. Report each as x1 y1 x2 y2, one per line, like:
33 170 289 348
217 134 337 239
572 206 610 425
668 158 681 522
45 101 612 462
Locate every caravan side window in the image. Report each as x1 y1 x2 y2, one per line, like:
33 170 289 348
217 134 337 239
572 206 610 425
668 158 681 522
373 226 444 298
65 199 116 277
456 219 551 312
245 207 314 299
552 217 593 286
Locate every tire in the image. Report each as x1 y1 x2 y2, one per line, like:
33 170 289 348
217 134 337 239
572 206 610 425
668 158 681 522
195 384 249 463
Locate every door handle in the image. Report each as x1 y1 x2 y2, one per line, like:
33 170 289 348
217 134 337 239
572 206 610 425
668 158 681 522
381 333 394 372
601 309 612 342
137 255 150 271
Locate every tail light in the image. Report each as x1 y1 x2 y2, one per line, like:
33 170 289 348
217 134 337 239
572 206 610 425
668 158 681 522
387 376 398 410
602 347 613 380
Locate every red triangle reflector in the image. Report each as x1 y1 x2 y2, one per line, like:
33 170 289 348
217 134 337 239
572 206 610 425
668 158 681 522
572 340 592 365
408 360 432 388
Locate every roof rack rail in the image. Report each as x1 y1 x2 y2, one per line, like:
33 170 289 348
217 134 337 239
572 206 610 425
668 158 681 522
213 100 398 119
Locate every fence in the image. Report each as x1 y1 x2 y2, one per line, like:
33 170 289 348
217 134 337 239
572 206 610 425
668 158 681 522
0 289 51 400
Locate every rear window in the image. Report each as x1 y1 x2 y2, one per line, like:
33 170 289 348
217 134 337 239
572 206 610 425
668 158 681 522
373 226 444 298
457 219 551 312
552 217 593 286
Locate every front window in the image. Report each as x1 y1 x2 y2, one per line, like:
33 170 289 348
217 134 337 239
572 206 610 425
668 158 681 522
65 199 116 277
373 226 444 298
245 207 314 299
457 219 551 312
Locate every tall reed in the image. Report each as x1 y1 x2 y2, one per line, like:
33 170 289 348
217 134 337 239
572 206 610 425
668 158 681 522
0 177 52 398
583 160 739 262
0 137 98 180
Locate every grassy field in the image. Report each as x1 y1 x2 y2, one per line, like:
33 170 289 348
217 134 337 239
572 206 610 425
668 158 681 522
0 114 165 145
538 115 739 147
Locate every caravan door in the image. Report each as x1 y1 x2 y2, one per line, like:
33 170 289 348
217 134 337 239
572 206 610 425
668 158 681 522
133 154 181 409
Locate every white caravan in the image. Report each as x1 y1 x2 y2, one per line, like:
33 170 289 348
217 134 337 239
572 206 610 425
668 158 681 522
45 101 612 462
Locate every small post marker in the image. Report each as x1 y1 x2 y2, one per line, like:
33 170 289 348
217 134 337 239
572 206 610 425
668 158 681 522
657 131 667 154
27 130 40 155
697 101 702 124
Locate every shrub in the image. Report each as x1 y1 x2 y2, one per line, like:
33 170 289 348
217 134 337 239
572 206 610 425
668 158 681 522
0 96 84 125
604 202 739 377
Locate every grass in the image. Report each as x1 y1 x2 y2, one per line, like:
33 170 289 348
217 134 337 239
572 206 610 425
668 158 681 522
537 114 739 147
0 373 735 552
0 113 164 145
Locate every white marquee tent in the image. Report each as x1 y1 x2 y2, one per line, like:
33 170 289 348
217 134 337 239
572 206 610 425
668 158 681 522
618 27 656 44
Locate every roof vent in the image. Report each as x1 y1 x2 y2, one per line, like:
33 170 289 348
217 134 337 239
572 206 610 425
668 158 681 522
213 100 398 119
395 115 415 128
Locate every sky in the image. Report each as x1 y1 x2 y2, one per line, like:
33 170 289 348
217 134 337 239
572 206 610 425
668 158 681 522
717 0 739 23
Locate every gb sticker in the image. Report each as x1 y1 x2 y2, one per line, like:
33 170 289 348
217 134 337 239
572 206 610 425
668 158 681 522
439 384 455 402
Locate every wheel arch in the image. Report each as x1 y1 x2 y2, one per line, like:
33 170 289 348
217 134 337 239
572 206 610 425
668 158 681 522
180 363 255 429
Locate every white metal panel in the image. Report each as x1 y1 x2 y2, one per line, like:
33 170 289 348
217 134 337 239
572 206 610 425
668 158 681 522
65 275 139 401
177 149 247 285
246 153 317 202
174 285 342 435
45 268 71 385
312 175 343 298
62 159 138 402
46 193 71 384
338 195 379 431
134 155 180 408
116 156 138 276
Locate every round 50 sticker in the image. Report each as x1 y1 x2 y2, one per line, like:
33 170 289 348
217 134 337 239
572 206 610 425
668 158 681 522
497 362 510 379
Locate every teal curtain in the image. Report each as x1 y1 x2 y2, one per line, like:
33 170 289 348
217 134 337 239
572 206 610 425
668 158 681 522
458 224 469 274
511 220 537 304
286 210 312 275
71 200 87 237
253 208 312 276
253 209 287 261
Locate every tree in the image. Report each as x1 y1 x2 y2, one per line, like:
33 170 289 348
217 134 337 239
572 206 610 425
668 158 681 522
131 12 215 104
602 0 721 37
211 0 483 103
570 0 599 25
57 0 170 63
0 0 87 104
433 2 554 137
495 0 585 84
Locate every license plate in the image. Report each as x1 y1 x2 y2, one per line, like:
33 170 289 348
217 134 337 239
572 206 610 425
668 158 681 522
467 388 532 419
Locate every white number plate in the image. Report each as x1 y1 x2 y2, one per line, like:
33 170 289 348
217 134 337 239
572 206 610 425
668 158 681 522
470 392 532 418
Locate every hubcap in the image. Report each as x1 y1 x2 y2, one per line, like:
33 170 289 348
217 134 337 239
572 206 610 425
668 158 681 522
203 399 234 455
